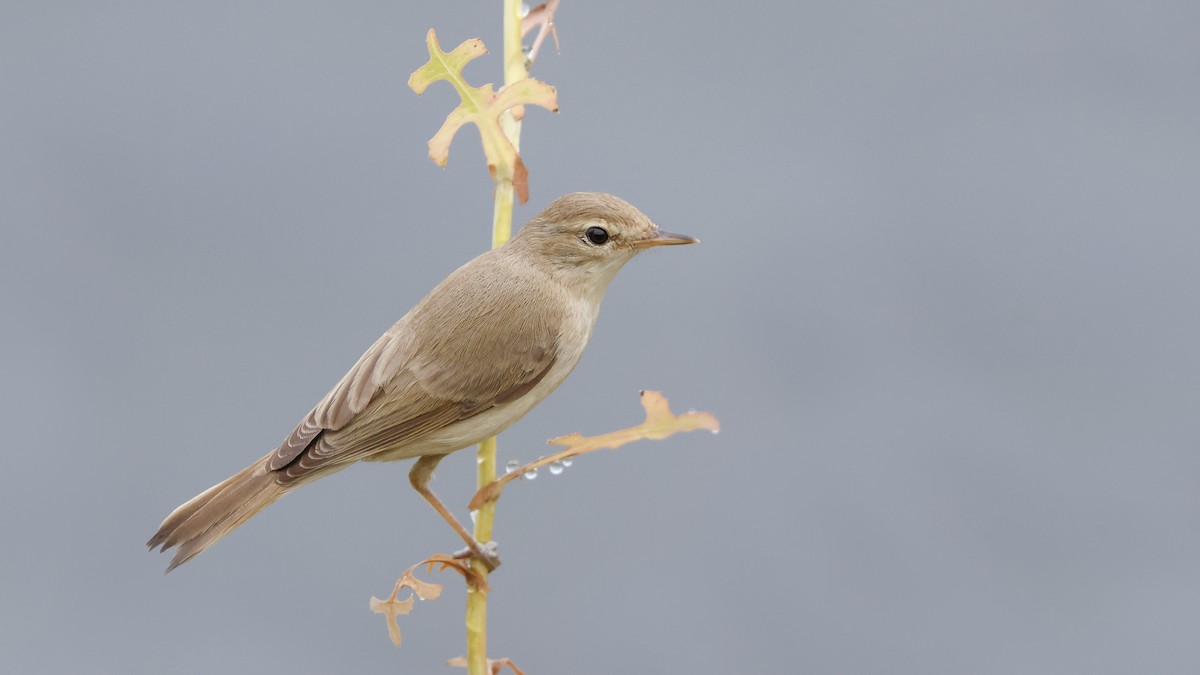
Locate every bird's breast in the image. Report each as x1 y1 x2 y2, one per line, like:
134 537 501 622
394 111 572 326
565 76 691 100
451 296 595 441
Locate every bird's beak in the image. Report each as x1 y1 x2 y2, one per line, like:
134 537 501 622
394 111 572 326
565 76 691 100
630 228 700 249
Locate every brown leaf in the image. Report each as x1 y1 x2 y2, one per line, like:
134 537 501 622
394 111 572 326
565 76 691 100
520 0 561 64
370 553 490 647
448 655 526 675
469 391 719 510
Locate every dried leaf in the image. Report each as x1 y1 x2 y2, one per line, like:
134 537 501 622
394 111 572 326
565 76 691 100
448 655 526 675
370 553 490 647
469 391 719 510
369 593 414 647
521 0 561 64
408 29 558 204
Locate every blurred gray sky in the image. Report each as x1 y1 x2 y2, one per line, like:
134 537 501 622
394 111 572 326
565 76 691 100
3 1 1200 673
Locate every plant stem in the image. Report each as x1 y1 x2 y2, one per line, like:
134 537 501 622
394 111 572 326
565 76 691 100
466 2 525 673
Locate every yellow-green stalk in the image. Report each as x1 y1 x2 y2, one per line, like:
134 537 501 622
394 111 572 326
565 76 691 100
466 2 525 673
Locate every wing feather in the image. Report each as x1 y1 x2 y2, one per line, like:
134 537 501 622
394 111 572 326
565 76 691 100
266 253 565 484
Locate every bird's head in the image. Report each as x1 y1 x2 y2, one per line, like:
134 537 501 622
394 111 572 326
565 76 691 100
513 192 697 288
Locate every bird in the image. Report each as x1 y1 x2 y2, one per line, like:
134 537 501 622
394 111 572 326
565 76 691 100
147 192 697 572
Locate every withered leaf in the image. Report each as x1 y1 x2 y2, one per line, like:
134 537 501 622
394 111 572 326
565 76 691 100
469 391 719 510
448 655 526 675
370 553 490 647
368 593 414 647
408 29 558 204
521 0 561 64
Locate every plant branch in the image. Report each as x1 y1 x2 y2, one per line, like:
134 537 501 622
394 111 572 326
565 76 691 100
467 2 528 674
470 391 720 511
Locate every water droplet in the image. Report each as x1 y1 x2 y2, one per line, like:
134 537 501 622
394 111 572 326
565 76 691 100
710 428 720 435
548 459 564 475
524 466 538 480
469 510 478 524
561 456 573 467
505 459 520 474
519 1 531 17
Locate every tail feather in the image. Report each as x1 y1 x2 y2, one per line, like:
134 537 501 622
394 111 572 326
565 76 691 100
148 454 287 572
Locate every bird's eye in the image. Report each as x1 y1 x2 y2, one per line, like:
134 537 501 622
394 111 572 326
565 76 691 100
584 226 609 245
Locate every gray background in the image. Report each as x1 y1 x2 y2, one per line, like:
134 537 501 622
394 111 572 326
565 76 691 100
3 1 1199 673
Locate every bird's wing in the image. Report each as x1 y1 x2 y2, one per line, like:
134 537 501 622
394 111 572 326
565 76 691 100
268 258 562 483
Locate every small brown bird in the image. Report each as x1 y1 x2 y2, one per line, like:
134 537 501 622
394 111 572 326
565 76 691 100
148 192 696 572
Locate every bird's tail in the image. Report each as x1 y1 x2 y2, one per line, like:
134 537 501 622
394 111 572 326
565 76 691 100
147 454 286 572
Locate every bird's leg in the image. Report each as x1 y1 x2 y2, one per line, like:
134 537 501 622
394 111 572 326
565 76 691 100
408 454 501 571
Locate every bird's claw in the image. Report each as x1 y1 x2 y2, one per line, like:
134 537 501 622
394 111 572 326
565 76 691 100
452 540 501 571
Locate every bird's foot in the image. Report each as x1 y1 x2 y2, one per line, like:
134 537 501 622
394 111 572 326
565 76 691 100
452 540 501 571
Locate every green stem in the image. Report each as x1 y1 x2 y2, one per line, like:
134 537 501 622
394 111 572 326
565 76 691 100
466 2 525 674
